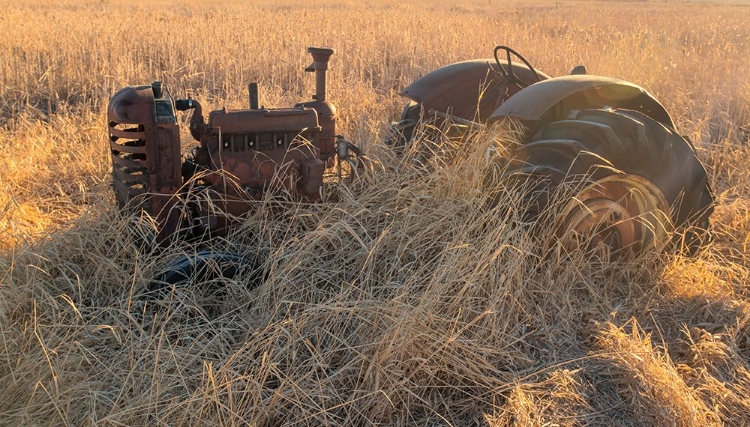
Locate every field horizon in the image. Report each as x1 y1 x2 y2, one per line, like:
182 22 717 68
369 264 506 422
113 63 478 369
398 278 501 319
1 0 748 425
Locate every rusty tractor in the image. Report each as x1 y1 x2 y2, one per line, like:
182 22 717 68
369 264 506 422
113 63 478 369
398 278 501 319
108 46 713 284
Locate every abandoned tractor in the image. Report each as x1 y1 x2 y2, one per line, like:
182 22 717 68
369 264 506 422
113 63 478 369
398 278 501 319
108 46 713 271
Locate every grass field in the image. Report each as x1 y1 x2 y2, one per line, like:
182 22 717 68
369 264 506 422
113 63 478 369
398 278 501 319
1 0 749 425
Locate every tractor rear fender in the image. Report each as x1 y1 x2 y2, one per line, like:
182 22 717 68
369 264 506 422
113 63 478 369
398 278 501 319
400 59 549 122
489 75 675 131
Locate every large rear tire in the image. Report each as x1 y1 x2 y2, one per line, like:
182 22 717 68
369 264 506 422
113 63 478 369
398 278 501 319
490 108 713 257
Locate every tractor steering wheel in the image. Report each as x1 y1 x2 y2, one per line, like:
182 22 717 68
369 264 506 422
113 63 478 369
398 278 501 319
493 45 543 90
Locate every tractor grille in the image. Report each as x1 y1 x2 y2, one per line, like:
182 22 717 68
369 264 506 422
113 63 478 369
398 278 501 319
109 121 150 212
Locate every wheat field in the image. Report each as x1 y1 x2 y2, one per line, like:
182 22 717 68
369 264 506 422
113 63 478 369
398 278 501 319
1 0 749 425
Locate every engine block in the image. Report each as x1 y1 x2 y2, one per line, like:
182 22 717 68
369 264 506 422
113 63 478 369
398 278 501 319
108 47 342 244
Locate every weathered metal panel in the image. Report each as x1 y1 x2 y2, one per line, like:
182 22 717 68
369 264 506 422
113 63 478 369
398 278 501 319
489 75 675 129
399 59 550 122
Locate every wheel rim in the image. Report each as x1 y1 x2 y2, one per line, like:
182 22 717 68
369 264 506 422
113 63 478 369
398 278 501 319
554 174 672 258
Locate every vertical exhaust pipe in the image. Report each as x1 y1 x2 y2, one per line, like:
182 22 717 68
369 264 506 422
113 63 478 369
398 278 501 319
298 47 337 163
305 47 335 102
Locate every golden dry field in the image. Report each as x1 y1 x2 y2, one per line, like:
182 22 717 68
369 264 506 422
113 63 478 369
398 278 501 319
1 0 749 425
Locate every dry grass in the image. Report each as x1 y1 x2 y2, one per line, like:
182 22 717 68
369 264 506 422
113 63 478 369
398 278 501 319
1 0 749 425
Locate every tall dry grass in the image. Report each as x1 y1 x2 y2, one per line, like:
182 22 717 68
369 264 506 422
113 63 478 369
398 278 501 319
1 0 749 425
